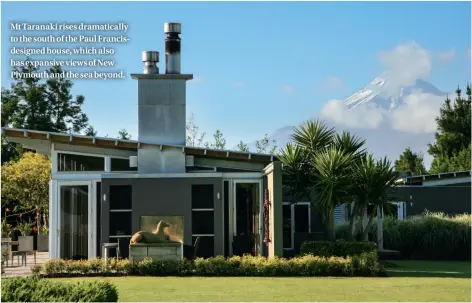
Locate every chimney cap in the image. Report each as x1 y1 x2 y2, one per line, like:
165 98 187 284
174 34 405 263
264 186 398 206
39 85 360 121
164 22 181 34
142 51 159 62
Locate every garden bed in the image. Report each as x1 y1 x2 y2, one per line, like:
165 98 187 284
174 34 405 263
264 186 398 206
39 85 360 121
32 253 384 278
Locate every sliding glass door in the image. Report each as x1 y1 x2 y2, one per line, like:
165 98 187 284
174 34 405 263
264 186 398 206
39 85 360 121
57 181 95 259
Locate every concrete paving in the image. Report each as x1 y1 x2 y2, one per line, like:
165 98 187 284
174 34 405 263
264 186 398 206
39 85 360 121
2 252 49 277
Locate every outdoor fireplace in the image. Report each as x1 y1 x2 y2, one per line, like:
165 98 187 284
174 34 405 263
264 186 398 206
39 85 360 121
128 215 184 263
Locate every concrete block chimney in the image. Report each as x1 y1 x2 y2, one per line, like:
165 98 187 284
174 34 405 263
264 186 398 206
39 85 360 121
131 22 193 174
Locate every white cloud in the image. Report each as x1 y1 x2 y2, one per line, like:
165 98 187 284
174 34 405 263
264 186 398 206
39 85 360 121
319 93 443 134
390 93 444 133
319 99 385 129
232 81 246 88
319 76 345 91
438 48 456 63
377 42 432 92
190 76 205 84
281 85 293 93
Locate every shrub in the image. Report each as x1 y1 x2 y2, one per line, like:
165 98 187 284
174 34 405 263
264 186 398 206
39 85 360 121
335 212 471 260
1 276 118 302
300 240 377 257
34 253 383 278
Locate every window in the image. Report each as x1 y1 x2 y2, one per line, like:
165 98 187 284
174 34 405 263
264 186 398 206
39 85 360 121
109 185 132 210
191 184 214 258
191 184 214 209
283 202 312 250
111 158 137 171
58 153 104 171
294 204 310 233
283 204 292 249
109 212 132 236
192 211 214 235
193 236 214 258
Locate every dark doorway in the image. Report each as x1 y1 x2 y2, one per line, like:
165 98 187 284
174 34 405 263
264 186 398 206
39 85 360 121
96 182 101 257
233 183 260 256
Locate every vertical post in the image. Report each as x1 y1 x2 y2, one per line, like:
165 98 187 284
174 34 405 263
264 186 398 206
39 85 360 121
263 162 283 257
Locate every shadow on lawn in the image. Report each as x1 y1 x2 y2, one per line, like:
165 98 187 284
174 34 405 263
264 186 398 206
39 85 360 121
384 260 471 278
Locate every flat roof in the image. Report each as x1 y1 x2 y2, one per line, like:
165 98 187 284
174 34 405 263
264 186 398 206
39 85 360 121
2 127 278 164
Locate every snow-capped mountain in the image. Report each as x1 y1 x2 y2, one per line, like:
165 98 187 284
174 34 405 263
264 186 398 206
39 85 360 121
344 74 445 110
244 74 448 168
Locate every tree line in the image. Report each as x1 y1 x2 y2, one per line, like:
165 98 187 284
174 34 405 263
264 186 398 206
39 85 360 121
394 85 471 175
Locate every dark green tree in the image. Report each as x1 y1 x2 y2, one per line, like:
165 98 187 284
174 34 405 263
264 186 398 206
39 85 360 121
1 61 92 163
394 147 427 175
118 129 131 140
428 85 471 173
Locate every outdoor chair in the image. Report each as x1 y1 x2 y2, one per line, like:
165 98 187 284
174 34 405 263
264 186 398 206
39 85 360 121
193 236 200 260
12 239 36 266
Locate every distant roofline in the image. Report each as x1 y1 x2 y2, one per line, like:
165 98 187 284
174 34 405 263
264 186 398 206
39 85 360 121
2 127 278 164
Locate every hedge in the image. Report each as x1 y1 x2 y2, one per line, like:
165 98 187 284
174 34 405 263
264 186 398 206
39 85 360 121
300 240 377 257
1 276 118 302
31 253 384 277
335 212 471 260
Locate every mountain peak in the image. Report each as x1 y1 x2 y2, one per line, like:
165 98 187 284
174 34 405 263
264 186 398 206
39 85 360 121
345 73 445 110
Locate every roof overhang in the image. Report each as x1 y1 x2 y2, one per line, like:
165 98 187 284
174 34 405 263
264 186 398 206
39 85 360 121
2 127 278 164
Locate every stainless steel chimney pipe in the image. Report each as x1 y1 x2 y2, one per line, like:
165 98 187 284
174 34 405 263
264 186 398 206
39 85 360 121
164 22 181 74
142 51 159 74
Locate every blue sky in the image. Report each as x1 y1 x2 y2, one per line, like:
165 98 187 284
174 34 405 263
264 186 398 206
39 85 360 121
1 1 470 149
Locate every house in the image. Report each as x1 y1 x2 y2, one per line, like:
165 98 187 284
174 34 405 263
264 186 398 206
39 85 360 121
395 170 471 217
280 169 472 254
2 23 284 260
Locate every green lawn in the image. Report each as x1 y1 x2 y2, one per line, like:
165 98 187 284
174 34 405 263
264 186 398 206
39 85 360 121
60 261 471 302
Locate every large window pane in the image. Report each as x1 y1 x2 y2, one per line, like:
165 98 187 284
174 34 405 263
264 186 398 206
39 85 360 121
294 204 309 233
191 185 214 209
111 158 137 171
109 185 132 210
60 185 88 260
192 211 214 235
58 153 104 171
283 204 292 249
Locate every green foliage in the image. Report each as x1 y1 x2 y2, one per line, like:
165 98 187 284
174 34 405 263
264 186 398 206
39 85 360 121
237 140 249 152
1 219 13 237
1 61 92 163
1 276 118 302
300 240 377 257
335 212 471 260
118 129 131 140
255 134 277 154
40 225 49 234
16 220 34 236
205 129 227 150
430 143 471 173
394 147 427 175
428 85 471 173
279 120 396 243
34 254 383 277
1 152 51 215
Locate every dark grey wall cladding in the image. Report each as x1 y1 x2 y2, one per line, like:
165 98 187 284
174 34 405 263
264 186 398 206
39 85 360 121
395 185 471 216
101 177 223 254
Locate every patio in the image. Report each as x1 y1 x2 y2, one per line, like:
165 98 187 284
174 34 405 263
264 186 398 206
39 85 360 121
2 251 49 277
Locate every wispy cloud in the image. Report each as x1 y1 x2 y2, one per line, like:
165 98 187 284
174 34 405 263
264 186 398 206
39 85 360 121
190 76 206 84
281 85 293 94
318 76 345 91
232 81 246 88
437 48 455 63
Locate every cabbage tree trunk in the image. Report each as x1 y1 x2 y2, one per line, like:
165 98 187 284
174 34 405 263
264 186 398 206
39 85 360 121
362 206 369 241
377 205 384 250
